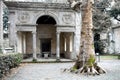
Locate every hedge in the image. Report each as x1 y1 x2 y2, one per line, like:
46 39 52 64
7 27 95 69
0 53 23 79
118 55 120 59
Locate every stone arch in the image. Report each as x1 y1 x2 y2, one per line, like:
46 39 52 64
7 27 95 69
33 12 59 25
36 15 56 24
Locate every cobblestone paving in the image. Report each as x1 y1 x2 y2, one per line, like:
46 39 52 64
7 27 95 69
5 60 120 80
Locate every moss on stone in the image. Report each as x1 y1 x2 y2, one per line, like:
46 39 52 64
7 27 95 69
32 58 37 63
87 55 95 66
92 44 94 49
71 65 77 71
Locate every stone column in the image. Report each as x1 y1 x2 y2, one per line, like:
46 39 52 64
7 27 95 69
23 33 26 54
32 31 37 60
0 1 3 52
56 32 60 61
73 32 77 59
15 31 18 53
17 32 22 53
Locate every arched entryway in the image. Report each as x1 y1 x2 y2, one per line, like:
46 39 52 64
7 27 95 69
36 15 57 58
36 15 74 59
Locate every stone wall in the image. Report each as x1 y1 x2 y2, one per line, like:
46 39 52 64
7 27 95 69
37 24 56 54
9 11 17 46
113 27 120 53
26 32 33 54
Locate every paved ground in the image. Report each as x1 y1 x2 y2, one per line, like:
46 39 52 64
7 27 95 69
5 60 120 80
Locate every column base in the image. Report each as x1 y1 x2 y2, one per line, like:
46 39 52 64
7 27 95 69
32 58 37 62
56 58 60 62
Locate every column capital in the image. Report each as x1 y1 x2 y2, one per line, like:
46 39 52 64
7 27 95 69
73 32 77 35
32 31 36 34
56 31 60 34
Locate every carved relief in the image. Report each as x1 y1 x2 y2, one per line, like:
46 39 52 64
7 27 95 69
62 14 73 24
18 12 30 23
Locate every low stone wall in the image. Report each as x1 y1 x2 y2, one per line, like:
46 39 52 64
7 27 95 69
0 53 23 79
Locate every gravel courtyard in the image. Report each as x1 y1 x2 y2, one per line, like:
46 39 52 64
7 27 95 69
5 60 120 80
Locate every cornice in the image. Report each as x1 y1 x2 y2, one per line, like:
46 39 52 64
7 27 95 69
4 1 71 10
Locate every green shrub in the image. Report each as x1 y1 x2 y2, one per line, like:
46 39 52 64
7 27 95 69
32 58 37 63
12 54 23 66
0 53 23 79
118 55 120 59
0 46 2 53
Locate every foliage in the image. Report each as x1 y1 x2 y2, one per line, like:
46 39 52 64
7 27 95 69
94 0 111 12
71 65 77 72
32 58 37 63
0 46 2 53
0 53 23 79
118 55 120 59
109 2 120 21
3 7 9 31
11 53 23 66
93 11 111 33
100 55 119 59
93 0 112 33
94 40 107 54
93 0 113 55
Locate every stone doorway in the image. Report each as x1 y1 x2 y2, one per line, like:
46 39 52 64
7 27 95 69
36 15 57 58
40 38 51 57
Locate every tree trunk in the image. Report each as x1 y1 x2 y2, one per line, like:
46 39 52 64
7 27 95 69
65 0 106 75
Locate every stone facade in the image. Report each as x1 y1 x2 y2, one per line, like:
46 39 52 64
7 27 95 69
109 21 120 54
107 18 120 54
0 0 82 60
